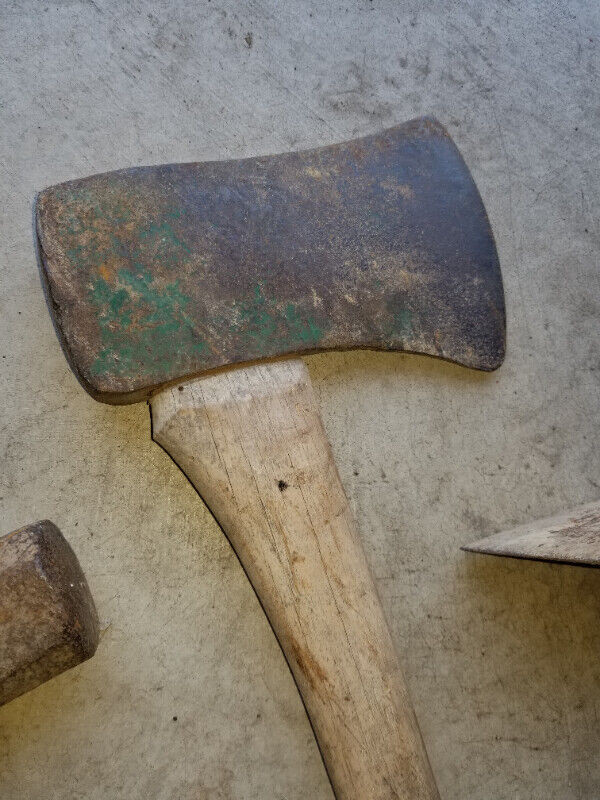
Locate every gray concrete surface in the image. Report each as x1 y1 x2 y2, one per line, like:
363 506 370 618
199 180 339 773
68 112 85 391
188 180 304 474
0 1 598 798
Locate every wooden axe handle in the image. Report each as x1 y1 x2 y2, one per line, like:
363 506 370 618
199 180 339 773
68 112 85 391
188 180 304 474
150 359 439 800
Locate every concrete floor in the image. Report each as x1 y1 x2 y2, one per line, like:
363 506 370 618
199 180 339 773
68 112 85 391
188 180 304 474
1 1 599 798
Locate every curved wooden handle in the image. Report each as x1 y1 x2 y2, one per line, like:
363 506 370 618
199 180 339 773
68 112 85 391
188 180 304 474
150 359 439 800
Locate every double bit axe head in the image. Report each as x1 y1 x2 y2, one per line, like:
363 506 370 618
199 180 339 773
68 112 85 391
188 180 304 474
35 117 505 402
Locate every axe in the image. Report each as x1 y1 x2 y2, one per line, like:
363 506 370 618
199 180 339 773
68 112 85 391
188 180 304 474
35 117 505 800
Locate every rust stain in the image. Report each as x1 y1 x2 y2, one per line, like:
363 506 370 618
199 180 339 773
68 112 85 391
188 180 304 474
553 511 600 544
290 638 329 692
380 179 415 200
305 166 324 179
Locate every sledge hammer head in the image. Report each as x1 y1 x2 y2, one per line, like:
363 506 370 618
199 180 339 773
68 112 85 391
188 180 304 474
0 521 99 707
35 117 505 403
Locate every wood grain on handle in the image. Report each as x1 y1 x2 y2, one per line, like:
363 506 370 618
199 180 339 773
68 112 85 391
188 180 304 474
150 359 439 800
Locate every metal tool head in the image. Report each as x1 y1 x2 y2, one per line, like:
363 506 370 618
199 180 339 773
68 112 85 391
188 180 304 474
35 117 505 404
463 501 600 567
0 520 99 706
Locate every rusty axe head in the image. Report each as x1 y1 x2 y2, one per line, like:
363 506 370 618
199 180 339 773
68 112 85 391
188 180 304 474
35 117 505 403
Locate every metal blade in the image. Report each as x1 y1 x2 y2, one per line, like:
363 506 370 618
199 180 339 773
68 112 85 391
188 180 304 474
35 117 505 403
463 501 600 567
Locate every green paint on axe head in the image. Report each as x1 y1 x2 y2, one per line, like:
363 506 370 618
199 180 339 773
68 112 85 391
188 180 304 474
35 117 505 404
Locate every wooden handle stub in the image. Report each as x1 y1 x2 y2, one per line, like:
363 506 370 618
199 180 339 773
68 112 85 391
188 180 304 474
150 359 438 800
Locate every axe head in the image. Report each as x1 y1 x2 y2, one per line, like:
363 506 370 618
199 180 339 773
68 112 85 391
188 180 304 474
35 117 505 404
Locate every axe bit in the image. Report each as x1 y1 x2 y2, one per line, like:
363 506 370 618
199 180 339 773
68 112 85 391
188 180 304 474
35 117 505 800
